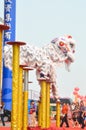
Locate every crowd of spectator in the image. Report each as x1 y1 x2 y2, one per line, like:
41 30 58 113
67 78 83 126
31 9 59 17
60 100 86 129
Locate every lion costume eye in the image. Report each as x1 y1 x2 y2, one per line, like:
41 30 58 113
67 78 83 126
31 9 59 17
59 42 65 46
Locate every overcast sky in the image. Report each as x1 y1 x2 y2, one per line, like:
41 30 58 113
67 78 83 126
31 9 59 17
0 0 86 99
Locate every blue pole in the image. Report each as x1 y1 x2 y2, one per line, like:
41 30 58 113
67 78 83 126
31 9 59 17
2 0 16 111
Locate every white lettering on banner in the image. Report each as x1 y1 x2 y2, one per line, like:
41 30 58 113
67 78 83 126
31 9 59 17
5 14 12 22
5 0 12 3
5 4 12 12
5 23 11 29
4 32 11 40
4 1 12 42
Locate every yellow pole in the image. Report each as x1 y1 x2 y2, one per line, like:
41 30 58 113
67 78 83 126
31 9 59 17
39 79 47 129
46 81 50 128
56 99 60 127
17 65 27 130
38 100 41 127
38 89 42 127
23 69 28 130
7 41 26 130
23 67 33 130
23 91 28 130
0 24 9 104
11 43 19 130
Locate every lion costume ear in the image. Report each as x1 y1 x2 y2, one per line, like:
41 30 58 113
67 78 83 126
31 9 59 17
51 38 58 43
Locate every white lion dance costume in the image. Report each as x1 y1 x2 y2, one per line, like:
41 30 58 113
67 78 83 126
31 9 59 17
4 35 75 99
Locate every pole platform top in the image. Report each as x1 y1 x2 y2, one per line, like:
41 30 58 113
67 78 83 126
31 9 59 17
0 24 10 30
20 64 28 67
7 41 26 46
28 81 33 83
37 78 47 81
23 67 34 70
46 80 55 83
38 78 55 83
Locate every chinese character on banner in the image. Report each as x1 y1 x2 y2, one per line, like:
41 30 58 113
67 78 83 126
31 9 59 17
4 32 11 40
5 0 12 4
5 4 12 12
5 14 12 22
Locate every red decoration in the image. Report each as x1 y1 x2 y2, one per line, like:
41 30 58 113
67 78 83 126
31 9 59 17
84 96 86 99
73 91 78 95
77 94 80 98
74 87 79 91
80 96 84 100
